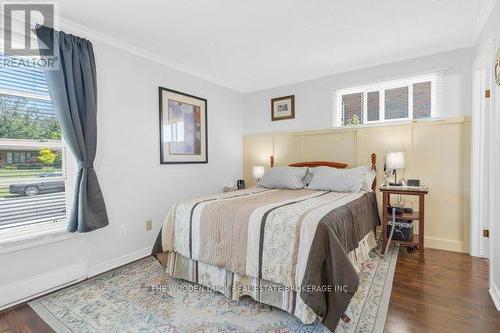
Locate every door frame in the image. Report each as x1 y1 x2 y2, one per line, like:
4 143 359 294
471 37 495 258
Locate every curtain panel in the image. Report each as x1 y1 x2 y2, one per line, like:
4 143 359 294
36 25 109 232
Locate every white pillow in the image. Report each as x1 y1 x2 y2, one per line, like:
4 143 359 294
348 166 376 191
362 169 376 191
307 166 374 192
259 167 307 189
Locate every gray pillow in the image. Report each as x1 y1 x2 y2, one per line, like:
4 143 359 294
259 167 307 189
307 166 364 192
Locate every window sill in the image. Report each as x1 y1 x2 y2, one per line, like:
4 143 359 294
334 116 460 129
0 221 75 255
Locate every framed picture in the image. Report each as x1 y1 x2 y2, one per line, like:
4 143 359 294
271 95 295 121
159 87 207 164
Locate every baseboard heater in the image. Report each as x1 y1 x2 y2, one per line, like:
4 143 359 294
0 262 87 311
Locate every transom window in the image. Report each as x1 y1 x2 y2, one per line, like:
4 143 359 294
336 73 440 126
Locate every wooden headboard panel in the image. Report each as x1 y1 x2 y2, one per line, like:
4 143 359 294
286 153 378 190
288 161 348 169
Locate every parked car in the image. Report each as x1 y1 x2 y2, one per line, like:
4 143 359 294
9 172 65 196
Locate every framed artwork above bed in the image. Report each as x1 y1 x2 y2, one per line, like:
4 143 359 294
159 87 208 164
271 95 295 121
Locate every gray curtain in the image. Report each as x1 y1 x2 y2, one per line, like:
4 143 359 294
36 25 109 233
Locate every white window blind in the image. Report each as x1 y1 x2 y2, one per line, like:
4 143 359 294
336 72 443 126
341 92 363 125
0 53 75 230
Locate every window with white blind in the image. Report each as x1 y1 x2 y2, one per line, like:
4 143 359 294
336 73 441 126
0 53 74 233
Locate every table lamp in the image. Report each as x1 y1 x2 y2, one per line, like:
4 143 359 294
252 166 265 182
386 152 405 186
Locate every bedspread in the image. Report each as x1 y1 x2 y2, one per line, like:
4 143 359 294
153 187 380 331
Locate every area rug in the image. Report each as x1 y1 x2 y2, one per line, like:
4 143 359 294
29 246 398 333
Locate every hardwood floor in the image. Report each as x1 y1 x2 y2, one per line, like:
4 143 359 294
385 248 500 333
0 303 52 333
0 248 499 333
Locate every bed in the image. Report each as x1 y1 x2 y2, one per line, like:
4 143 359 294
152 154 381 332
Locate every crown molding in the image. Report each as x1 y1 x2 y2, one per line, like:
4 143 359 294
58 18 242 93
0 12 240 92
244 42 473 93
2 5 494 94
470 0 498 43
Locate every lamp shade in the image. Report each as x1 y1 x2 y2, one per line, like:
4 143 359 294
386 152 405 170
252 166 265 179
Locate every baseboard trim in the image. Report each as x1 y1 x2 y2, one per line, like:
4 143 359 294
0 247 152 311
375 228 468 253
490 282 500 311
424 236 467 253
0 262 87 311
87 247 151 277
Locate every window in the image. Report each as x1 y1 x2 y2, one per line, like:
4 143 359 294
341 93 363 125
0 53 74 231
336 73 440 126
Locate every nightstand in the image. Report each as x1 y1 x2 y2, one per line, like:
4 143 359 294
378 185 429 263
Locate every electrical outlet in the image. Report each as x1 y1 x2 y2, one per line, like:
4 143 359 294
119 224 127 236
145 220 152 231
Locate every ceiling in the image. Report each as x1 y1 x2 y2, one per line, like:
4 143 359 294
59 0 495 92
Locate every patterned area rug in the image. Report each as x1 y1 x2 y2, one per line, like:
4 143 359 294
29 246 398 333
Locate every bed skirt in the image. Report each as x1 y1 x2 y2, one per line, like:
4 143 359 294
162 231 377 325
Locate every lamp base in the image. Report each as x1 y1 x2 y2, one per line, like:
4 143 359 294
390 170 402 186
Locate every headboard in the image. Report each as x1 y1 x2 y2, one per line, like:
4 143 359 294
288 161 348 169
286 153 378 190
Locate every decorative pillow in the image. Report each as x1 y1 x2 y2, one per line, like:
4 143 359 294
307 166 372 192
302 168 314 186
259 167 307 189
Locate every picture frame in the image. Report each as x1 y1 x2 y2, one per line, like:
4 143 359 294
271 95 295 121
159 87 208 164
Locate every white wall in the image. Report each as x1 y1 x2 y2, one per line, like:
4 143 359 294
244 48 473 134
0 31 244 303
475 0 500 310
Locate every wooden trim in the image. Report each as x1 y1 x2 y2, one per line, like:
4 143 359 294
378 188 429 195
244 116 467 138
371 153 377 190
288 161 347 169
271 95 295 121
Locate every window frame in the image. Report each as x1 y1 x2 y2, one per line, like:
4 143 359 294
336 73 438 126
0 53 76 246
